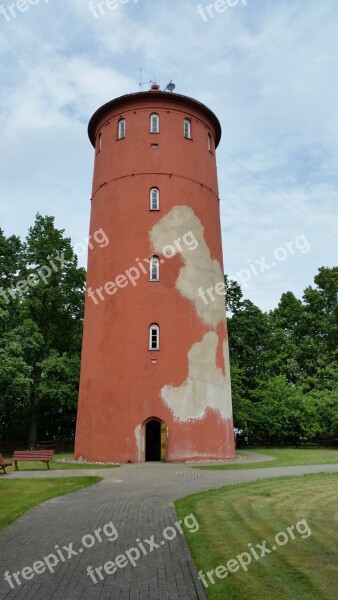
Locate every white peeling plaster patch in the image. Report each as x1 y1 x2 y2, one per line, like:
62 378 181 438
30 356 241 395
150 206 225 327
161 332 232 421
134 425 142 462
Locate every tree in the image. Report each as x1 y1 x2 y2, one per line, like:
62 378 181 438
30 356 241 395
0 215 86 445
0 230 29 441
229 268 338 444
308 390 338 439
254 376 310 446
228 300 272 402
0 315 32 442
0 228 24 294
18 214 86 443
302 267 338 368
36 351 81 440
225 275 243 314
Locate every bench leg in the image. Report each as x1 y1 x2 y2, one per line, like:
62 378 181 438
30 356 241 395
47 461 50 470
15 462 18 471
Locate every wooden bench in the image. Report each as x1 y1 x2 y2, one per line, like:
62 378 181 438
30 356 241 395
0 453 13 474
13 450 54 471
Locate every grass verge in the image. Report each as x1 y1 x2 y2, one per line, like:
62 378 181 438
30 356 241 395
0 476 102 529
176 473 338 599
195 447 338 470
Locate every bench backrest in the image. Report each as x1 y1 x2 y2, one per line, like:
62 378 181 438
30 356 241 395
0 453 6 464
13 450 54 461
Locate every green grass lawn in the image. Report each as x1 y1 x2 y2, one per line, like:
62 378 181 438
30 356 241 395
2 452 120 471
176 473 338 600
0 476 102 529
195 447 338 470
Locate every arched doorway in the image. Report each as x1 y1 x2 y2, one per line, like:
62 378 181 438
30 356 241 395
145 420 161 461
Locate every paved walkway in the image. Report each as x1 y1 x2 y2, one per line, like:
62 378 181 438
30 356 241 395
1 460 338 600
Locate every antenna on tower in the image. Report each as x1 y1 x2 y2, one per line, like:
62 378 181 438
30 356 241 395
139 67 153 91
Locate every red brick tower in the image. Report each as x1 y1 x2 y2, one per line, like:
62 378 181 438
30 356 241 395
74 85 235 462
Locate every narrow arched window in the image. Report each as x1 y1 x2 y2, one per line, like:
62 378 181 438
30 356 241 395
118 118 126 139
208 133 212 152
97 132 102 152
149 324 160 350
150 113 159 133
184 119 191 139
150 256 160 281
150 187 160 210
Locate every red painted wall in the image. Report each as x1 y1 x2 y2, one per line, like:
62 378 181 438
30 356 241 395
74 89 235 462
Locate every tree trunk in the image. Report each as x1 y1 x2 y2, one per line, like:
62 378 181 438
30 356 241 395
29 409 39 448
29 362 43 447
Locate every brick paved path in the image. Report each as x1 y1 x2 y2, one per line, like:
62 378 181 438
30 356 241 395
1 461 338 600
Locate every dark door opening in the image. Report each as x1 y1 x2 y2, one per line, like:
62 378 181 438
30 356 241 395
145 420 161 461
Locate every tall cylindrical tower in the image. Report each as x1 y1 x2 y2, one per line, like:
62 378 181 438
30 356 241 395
74 85 235 462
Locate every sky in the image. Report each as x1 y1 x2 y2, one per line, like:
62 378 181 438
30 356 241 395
0 0 337 311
